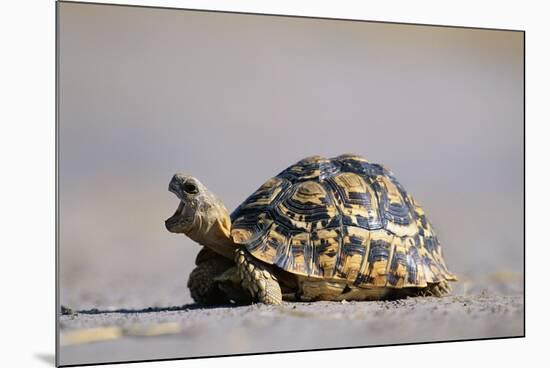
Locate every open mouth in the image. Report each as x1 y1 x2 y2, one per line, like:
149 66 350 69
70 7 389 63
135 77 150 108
167 183 185 219
165 191 187 230
165 179 194 232
166 199 184 221
173 200 185 217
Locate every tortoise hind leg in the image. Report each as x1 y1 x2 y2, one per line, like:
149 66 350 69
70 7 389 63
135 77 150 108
235 248 283 305
415 280 452 297
381 281 452 300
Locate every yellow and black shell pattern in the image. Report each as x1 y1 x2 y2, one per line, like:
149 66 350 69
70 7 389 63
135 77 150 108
230 155 457 289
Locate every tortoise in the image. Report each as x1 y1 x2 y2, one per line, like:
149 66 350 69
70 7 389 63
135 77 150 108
165 154 457 305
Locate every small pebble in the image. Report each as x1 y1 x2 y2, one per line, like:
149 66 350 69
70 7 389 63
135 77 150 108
61 305 73 315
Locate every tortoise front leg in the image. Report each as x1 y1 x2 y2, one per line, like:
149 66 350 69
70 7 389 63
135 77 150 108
213 267 254 304
235 248 283 305
187 248 234 305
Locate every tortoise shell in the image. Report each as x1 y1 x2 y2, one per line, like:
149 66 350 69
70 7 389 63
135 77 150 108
230 154 456 289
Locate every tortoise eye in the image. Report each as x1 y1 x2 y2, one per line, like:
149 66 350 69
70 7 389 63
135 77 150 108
183 182 199 194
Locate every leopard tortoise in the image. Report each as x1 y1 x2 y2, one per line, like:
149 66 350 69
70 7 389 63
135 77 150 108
165 154 457 305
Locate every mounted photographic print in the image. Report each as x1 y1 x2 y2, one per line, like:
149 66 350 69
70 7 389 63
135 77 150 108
56 1 524 366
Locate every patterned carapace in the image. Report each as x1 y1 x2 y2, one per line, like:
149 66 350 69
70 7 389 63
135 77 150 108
230 154 456 289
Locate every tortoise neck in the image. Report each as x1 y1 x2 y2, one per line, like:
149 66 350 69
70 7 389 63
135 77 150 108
186 205 237 260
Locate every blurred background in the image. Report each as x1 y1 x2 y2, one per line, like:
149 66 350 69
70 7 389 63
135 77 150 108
58 3 523 311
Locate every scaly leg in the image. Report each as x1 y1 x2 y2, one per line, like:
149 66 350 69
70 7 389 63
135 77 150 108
235 248 283 305
415 280 452 297
213 267 254 304
187 248 233 305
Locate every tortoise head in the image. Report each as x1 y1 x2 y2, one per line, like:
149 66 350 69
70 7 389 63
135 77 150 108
165 174 235 259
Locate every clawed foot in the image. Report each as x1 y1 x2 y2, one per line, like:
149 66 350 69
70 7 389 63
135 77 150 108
235 248 283 305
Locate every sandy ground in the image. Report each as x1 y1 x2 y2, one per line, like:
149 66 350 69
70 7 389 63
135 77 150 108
58 278 523 366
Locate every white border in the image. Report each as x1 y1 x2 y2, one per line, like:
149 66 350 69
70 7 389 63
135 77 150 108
58 0 528 30
2 1 548 367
